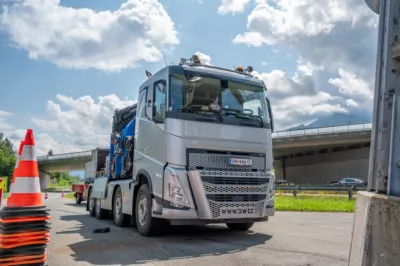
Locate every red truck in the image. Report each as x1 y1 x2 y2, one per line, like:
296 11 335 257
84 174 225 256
71 183 89 204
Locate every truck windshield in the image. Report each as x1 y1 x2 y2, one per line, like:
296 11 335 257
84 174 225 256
169 73 270 126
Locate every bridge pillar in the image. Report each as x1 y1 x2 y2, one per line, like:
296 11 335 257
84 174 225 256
39 170 50 191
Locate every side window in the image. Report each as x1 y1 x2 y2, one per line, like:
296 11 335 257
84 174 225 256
138 87 147 118
153 80 167 123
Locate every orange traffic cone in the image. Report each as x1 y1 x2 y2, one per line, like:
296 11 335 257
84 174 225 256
0 129 51 261
7 129 43 208
61 191 64 198
8 141 24 198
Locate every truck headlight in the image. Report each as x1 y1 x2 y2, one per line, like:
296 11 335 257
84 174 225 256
269 172 275 196
167 167 189 205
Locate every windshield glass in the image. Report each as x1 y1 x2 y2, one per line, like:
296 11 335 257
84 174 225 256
169 73 270 124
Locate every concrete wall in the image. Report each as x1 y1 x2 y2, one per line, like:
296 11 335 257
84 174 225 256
274 147 370 185
39 170 50 191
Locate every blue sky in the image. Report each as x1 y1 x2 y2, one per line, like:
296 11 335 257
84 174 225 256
0 0 378 171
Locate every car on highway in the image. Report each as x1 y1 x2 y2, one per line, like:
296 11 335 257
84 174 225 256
329 177 367 187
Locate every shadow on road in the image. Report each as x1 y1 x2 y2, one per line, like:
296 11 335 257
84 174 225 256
63 203 86 208
57 213 272 265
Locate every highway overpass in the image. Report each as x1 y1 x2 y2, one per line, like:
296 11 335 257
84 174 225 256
36 123 372 189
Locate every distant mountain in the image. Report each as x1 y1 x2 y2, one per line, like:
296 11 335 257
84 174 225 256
287 112 372 131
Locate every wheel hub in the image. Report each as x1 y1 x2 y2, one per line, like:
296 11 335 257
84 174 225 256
115 194 122 220
138 195 148 226
90 197 95 211
96 199 101 213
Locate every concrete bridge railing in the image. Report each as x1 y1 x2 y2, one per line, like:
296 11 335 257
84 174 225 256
272 123 372 138
37 150 92 162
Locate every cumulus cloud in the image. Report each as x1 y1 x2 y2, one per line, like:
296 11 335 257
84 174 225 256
225 0 378 128
232 0 378 76
0 0 179 72
1 94 136 155
31 94 136 150
252 66 347 130
218 0 251 15
0 110 14 131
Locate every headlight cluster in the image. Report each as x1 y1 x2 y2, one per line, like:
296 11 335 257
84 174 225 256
167 167 189 208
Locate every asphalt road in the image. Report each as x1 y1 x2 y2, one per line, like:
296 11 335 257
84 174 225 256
38 193 353 266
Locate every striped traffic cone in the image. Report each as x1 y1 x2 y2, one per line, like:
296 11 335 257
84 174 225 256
7 130 44 208
0 129 50 265
8 140 24 198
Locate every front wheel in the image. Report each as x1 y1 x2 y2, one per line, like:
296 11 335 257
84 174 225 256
226 222 254 231
135 184 165 236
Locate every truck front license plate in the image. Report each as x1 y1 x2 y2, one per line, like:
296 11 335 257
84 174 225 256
220 207 256 217
228 158 252 166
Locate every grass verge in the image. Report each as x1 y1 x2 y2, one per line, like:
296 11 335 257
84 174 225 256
2 192 8 199
275 195 356 212
65 193 75 200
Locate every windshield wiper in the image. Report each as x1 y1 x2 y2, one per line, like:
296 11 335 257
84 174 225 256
222 108 264 127
177 107 223 122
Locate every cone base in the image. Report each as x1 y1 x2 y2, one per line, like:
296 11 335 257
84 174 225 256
0 244 46 257
2 206 48 212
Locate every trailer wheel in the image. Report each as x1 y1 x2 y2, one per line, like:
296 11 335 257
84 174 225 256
135 184 165 236
226 222 254 231
76 197 82 204
113 186 130 227
88 189 95 217
95 198 107 220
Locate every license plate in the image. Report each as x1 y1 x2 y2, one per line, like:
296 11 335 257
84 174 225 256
228 158 252 166
220 207 256 217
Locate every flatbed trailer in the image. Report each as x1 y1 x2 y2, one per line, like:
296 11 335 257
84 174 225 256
71 183 89 204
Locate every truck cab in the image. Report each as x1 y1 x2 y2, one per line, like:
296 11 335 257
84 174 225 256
87 55 275 236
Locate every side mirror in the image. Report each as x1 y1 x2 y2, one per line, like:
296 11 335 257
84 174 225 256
266 97 274 132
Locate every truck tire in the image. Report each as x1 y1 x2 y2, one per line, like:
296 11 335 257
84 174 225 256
95 198 107 220
113 186 130 227
135 184 165 236
76 196 82 204
226 222 254 231
88 189 95 217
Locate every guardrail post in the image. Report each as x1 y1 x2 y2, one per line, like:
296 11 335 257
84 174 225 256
348 187 353 200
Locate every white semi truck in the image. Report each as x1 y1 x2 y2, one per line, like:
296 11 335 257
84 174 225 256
86 55 276 236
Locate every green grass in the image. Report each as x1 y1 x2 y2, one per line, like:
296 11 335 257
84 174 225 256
275 195 356 212
65 192 76 200
48 183 69 189
2 192 8 199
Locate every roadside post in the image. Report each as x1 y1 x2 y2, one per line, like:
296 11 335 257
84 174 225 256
348 1 400 265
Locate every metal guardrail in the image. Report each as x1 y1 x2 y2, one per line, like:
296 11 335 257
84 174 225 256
272 122 372 138
37 150 92 162
275 185 368 199
275 185 368 191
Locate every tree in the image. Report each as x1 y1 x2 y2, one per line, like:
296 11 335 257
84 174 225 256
47 149 53 156
0 133 17 190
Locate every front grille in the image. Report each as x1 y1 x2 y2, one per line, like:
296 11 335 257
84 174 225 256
188 149 269 219
188 149 265 171
206 194 267 202
208 200 264 219
203 182 269 194
202 176 269 185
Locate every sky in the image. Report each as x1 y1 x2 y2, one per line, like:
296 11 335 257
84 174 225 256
0 0 379 158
